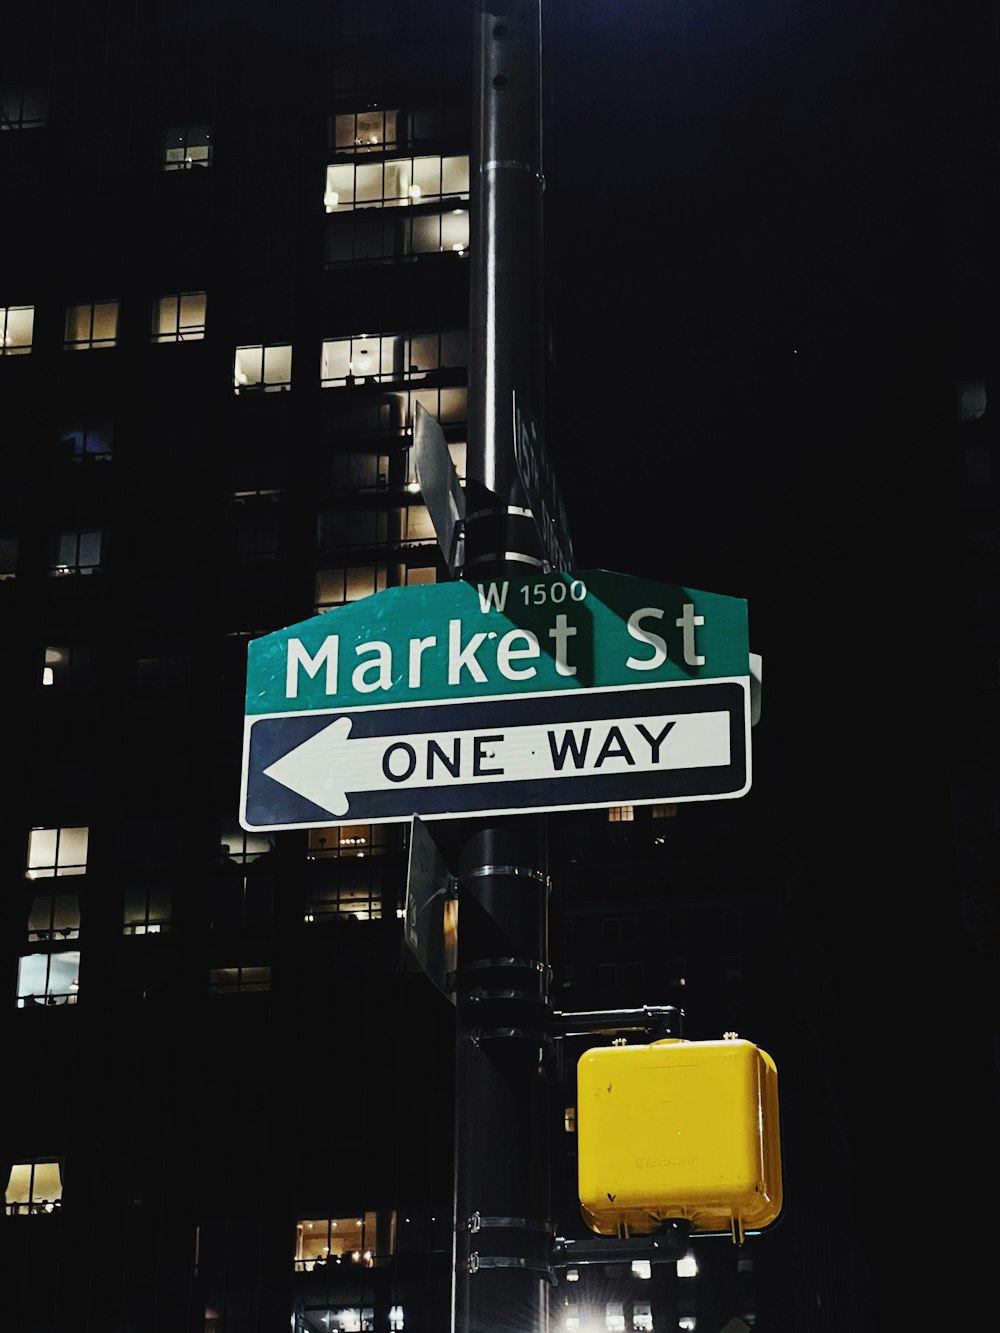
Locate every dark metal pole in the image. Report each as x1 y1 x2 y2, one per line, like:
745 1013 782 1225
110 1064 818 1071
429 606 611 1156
453 6 551 1333
464 0 547 575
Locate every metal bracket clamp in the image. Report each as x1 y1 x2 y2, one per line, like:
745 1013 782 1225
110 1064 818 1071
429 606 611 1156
464 987 551 1007
462 864 551 887
459 957 550 976
463 1254 555 1281
468 1213 555 1235
469 1026 554 1050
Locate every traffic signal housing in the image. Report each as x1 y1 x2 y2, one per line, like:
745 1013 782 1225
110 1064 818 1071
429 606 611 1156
576 1035 782 1242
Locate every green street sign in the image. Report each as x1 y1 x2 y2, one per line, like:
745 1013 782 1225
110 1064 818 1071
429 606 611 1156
240 570 751 829
244 569 749 715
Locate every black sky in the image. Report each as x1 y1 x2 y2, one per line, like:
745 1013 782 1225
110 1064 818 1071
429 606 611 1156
542 1 998 1323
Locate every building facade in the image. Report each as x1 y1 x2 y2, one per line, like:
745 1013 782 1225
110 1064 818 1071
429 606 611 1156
2 2 878 1331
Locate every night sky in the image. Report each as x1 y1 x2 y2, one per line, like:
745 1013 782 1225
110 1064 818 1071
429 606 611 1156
542 0 998 1322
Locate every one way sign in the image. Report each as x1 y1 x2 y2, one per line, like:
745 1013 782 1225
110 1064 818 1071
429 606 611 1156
240 679 750 830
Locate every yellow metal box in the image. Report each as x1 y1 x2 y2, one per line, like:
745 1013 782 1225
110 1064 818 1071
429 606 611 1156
576 1036 782 1240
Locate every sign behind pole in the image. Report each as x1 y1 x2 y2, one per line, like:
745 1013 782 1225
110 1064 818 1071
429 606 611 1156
512 391 575 572
404 816 457 1005
413 402 466 576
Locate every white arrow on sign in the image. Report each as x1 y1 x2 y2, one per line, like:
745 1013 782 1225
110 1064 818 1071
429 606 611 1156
262 711 731 817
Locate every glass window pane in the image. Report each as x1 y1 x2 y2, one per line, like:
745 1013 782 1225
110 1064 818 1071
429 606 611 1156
51 895 80 935
123 888 148 925
439 388 468 424
326 163 355 209
33 1161 62 1201
91 303 118 342
17 954 49 997
235 346 263 387
78 532 102 569
3 305 34 351
262 345 292 385
353 162 383 204
322 339 352 382
441 331 467 368
49 951 80 994
412 157 442 198
441 156 470 195
409 334 439 372
5 1163 33 1206
334 114 357 151
154 297 177 336
410 215 441 253
381 160 409 203
65 305 91 343
178 293 206 331
404 506 434 541
440 210 469 253
58 827 89 868
27 828 58 874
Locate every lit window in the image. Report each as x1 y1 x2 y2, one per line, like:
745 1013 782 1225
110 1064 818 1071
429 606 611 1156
607 806 634 823
331 109 398 154
324 386 468 439
49 529 102 576
123 886 172 935
676 1253 698 1279
161 124 212 170
325 208 469 265
678 1321 696 1332
234 344 292 393
25 826 89 879
64 301 118 350
17 950 81 1006
59 420 113 463
294 1211 396 1272
208 965 271 994
306 824 401 860
4 1159 62 1215
42 644 92 687
315 564 392 613
632 1303 653 1331
605 1304 625 1333
1 304 34 354
28 894 80 942
1 88 47 130
324 154 469 212
321 330 467 387
152 292 207 342
631 1261 651 1280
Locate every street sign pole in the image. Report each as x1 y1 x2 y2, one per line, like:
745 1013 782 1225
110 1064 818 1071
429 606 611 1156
455 5 553 1333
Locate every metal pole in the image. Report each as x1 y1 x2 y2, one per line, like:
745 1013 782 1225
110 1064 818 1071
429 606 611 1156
453 6 551 1333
